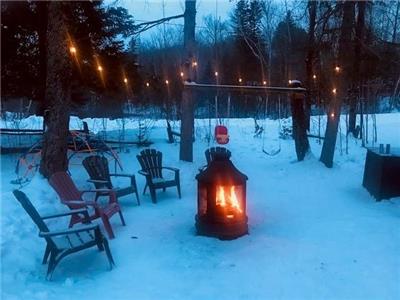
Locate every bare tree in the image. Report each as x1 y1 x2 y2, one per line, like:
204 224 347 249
320 1 355 168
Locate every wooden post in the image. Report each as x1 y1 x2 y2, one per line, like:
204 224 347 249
180 87 194 162
290 80 310 161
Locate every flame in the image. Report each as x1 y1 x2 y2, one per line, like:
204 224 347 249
216 186 243 217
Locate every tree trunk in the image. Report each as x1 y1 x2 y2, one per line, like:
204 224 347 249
392 1 400 43
36 2 48 118
320 1 355 168
349 1 366 136
183 0 196 82
179 0 196 162
39 2 72 178
305 0 317 131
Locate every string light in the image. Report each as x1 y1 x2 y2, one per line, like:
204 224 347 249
332 88 337 94
123 78 128 84
192 61 198 67
313 74 317 79
69 46 77 54
214 71 218 77
238 78 242 83
146 82 150 87
263 80 267 85
165 79 169 85
97 65 103 72
180 72 184 78
288 80 292 84
330 112 335 118
335 66 340 73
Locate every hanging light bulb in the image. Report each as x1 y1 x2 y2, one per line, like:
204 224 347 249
288 79 292 85
263 80 267 85
192 61 198 67
330 112 335 118
180 71 184 78
97 65 103 72
335 66 340 73
214 71 218 77
313 74 317 80
123 78 128 84
146 82 150 87
165 79 169 85
69 46 77 54
332 88 337 94
238 78 242 83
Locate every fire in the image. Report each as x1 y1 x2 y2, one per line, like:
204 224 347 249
216 185 243 216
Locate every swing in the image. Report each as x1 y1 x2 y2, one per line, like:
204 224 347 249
215 125 229 144
214 94 231 145
261 95 282 156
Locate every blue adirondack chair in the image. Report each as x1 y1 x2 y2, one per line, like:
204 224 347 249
13 190 115 280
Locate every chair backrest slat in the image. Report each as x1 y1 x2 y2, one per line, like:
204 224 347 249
49 172 84 209
205 147 231 164
83 156 112 189
137 149 163 178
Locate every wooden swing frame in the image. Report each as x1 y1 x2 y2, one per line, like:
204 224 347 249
179 82 307 162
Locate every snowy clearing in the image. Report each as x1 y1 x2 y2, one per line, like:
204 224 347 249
1 114 400 300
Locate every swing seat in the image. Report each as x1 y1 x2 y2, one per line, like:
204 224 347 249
215 125 229 145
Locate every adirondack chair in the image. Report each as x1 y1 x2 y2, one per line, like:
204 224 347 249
205 146 231 164
199 147 232 172
83 155 140 206
13 190 115 280
49 171 125 239
136 148 181 203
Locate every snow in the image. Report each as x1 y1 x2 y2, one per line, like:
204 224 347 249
1 114 400 300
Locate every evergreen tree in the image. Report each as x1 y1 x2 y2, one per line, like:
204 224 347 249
231 0 266 83
1 1 140 115
271 11 308 86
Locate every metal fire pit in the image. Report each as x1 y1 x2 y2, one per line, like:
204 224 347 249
195 151 248 240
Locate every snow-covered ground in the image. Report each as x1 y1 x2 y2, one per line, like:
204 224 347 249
1 114 400 300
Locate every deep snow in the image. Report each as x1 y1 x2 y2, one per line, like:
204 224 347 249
1 114 400 300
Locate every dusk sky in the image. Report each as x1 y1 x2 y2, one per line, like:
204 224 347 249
114 0 236 39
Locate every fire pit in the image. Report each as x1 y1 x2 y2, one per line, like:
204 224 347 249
195 151 248 239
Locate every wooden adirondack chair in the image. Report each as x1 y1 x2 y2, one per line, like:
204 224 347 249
49 171 125 239
205 146 231 164
83 155 140 205
136 148 181 203
13 190 115 280
198 147 232 172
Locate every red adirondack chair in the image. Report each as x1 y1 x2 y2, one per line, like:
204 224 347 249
49 171 125 239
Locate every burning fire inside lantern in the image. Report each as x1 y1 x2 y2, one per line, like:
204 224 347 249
216 185 243 217
196 149 248 239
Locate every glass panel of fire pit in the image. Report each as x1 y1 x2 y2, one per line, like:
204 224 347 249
198 185 207 216
215 185 244 220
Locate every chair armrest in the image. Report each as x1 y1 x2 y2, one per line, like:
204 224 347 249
87 179 109 184
138 170 150 177
81 189 115 194
39 224 99 238
41 208 89 220
109 173 135 178
162 167 180 172
80 189 117 203
61 200 97 207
